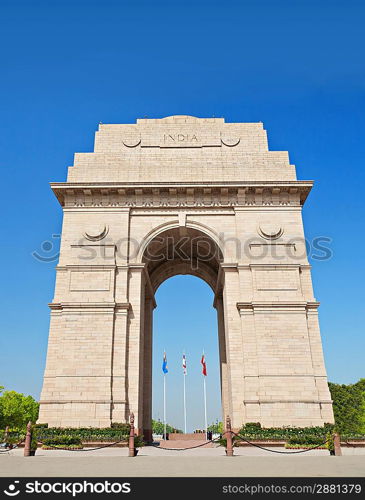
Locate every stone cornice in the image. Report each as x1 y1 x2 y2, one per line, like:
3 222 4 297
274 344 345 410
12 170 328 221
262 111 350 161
220 263 239 270
49 302 131 313
40 399 127 405
237 301 320 313
237 263 312 270
244 399 332 404
56 264 117 271
50 181 313 208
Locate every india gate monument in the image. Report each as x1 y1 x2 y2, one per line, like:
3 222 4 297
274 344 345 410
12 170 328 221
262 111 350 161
38 115 334 437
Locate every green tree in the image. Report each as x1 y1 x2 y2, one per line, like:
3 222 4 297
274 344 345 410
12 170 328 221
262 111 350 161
356 379 365 433
208 421 223 433
0 390 39 429
151 419 182 434
329 379 365 434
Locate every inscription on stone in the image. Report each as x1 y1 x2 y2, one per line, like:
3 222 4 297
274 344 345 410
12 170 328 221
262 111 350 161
163 133 198 143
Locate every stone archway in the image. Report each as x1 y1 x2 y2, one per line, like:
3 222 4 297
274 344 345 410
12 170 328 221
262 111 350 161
138 226 227 440
38 115 334 431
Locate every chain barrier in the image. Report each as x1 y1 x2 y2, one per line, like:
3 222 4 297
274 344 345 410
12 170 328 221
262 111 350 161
36 437 129 452
135 432 329 453
1 437 130 453
149 436 221 451
0 433 331 455
230 432 330 454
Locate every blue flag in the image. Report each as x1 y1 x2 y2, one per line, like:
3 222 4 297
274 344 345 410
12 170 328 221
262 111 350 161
162 352 168 374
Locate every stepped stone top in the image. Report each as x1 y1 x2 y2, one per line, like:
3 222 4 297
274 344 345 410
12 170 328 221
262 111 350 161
63 116 298 183
136 115 225 124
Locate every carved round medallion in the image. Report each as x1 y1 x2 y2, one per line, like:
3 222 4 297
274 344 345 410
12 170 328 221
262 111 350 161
84 224 109 241
258 223 283 240
221 136 240 147
122 135 141 148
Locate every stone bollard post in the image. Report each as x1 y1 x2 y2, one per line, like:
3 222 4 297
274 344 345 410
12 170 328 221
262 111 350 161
24 421 32 457
129 413 136 457
334 433 342 456
225 415 234 457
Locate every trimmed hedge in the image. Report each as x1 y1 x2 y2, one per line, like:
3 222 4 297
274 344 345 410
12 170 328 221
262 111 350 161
287 436 325 446
238 422 335 440
42 435 82 446
341 434 365 440
0 423 143 447
36 426 130 442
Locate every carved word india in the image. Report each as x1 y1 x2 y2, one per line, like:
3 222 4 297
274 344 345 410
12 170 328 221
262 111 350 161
163 133 198 143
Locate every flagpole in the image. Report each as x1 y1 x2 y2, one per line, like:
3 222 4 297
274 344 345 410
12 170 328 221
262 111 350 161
183 371 187 434
203 375 208 440
163 372 166 440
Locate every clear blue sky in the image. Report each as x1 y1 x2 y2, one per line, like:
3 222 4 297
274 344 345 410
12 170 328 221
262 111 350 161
0 0 364 431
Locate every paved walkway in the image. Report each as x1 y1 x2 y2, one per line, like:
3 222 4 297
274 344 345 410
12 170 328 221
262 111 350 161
1 447 364 477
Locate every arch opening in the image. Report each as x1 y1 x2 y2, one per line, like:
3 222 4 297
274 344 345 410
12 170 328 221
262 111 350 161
142 226 223 293
140 227 227 440
152 275 221 433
